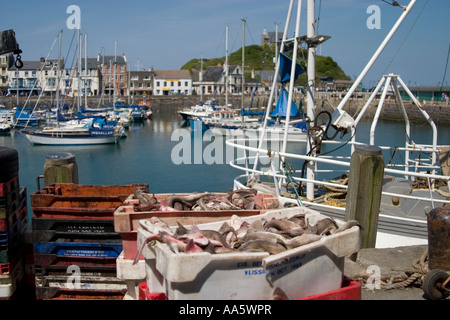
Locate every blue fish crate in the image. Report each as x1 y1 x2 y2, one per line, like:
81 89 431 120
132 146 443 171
33 242 123 258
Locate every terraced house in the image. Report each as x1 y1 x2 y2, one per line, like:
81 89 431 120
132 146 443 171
153 70 192 96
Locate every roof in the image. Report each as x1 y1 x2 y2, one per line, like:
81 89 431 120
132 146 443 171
99 55 127 65
258 70 280 83
202 65 239 82
154 70 191 80
262 30 283 44
9 60 41 71
80 58 99 70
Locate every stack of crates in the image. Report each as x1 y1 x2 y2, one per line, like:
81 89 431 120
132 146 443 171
0 147 28 300
30 183 148 300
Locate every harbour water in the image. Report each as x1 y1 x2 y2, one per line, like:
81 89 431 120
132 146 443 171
1 103 449 223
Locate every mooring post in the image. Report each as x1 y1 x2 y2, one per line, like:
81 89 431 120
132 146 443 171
345 144 384 249
43 152 79 187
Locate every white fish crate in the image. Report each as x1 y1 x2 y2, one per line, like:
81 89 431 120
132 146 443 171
137 207 361 300
116 251 146 300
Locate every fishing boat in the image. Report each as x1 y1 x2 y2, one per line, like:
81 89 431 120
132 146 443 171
227 0 449 248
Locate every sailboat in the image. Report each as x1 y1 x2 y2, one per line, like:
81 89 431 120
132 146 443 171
21 30 124 145
227 0 450 248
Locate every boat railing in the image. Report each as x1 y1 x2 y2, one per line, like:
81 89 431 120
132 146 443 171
226 136 450 209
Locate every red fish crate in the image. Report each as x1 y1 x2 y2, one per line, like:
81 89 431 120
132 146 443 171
296 278 361 300
30 183 148 220
138 282 166 300
137 278 361 300
35 287 127 300
0 262 10 275
0 176 19 197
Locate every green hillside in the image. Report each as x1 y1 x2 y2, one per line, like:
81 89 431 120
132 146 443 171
182 44 350 86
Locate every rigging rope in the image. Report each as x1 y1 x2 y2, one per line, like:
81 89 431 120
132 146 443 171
353 248 447 290
381 0 429 77
440 42 450 91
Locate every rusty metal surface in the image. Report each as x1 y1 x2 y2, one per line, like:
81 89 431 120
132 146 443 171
427 205 450 270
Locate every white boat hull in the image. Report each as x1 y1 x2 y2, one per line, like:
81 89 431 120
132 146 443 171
23 132 118 145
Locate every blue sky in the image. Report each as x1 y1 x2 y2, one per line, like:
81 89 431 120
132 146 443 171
2 0 449 87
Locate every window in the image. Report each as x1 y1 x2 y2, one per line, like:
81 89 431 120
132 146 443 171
156 81 160 87
178 81 181 87
163 81 167 86
185 81 188 86
171 81 174 86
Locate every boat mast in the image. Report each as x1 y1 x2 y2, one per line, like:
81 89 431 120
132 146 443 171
77 28 82 113
114 40 117 110
225 26 229 108
56 30 62 127
305 0 316 200
84 33 88 108
242 18 246 110
200 54 203 102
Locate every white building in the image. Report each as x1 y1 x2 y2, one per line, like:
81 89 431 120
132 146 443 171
153 70 192 96
69 57 101 97
7 60 41 96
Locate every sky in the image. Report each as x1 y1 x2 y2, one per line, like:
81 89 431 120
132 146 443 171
2 0 449 87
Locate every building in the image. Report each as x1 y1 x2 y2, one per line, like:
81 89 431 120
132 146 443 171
261 29 283 46
399 86 450 102
199 65 242 96
0 54 13 95
153 70 192 96
7 60 41 96
317 77 354 92
128 69 154 97
100 55 128 96
76 57 101 97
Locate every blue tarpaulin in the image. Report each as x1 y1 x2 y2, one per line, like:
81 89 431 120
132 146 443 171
270 88 302 118
279 52 306 84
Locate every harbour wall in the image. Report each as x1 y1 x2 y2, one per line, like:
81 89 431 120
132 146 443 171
3 94 450 125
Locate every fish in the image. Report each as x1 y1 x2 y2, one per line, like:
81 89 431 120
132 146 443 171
314 217 338 235
140 217 172 234
191 225 231 248
272 287 290 300
185 238 204 253
335 220 362 233
264 218 298 232
133 187 160 211
137 213 356 258
284 233 322 249
238 239 286 255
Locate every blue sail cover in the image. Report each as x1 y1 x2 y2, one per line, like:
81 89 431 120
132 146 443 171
279 52 306 84
270 88 302 118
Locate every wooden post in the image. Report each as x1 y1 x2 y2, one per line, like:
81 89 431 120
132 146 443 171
345 144 384 249
43 153 79 187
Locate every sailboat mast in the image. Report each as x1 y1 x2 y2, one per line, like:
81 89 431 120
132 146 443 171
85 33 88 108
77 28 82 113
200 55 203 102
306 0 316 200
56 30 62 126
225 26 229 108
242 19 246 109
